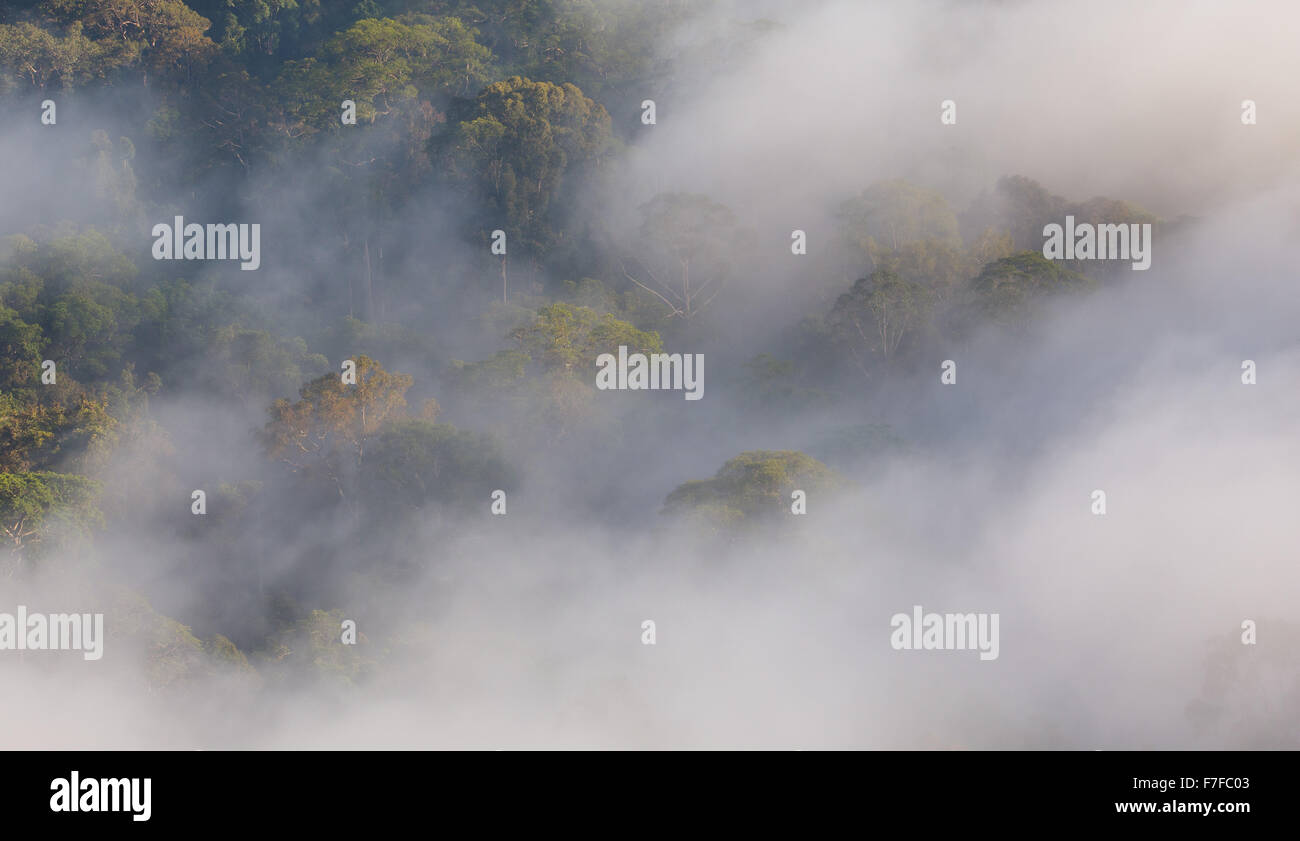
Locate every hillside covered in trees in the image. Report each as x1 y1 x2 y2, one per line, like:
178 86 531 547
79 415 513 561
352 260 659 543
0 0 1295 749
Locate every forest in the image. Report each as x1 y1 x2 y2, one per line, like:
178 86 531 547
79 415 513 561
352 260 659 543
0 0 1296 748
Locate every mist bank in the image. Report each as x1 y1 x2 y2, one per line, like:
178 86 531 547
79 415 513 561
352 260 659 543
1 0 1297 748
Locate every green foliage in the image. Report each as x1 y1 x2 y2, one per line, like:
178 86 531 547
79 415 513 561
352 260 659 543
256 607 373 687
512 302 661 372
194 0 305 58
0 228 153 384
0 305 45 391
104 587 212 689
562 276 676 333
0 389 117 472
838 179 962 262
447 347 529 391
0 470 102 570
262 354 413 499
987 175 1069 251
413 0 702 122
977 176 1159 256
361 418 514 519
447 303 660 443
206 324 328 405
870 238 971 301
205 633 253 671
662 450 843 532
439 75 613 256
829 268 935 377
0 19 137 92
41 0 218 84
277 15 491 132
965 251 1094 329
452 301 659 386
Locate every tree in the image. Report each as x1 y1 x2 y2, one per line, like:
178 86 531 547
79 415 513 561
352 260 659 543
414 0 697 114
204 325 328 409
662 451 843 534
277 16 491 133
0 471 102 573
452 302 661 385
438 75 613 269
6 227 149 384
45 291 125 379
836 179 961 274
0 20 136 92
828 268 935 378
360 419 514 521
0 390 117 474
966 176 1158 258
0 306 44 391
447 303 661 444
80 130 140 230
964 251 1093 329
40 0 218 87
510 302 661 374
985 175 1068 251
187 0 303 58
272 17 492 320
261 355 413 501
620 192 740 322
258 607 374 687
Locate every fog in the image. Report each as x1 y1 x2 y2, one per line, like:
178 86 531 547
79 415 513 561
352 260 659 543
1 0 1297 749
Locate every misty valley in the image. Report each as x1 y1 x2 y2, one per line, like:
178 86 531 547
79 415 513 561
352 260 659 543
0 0 1296 752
